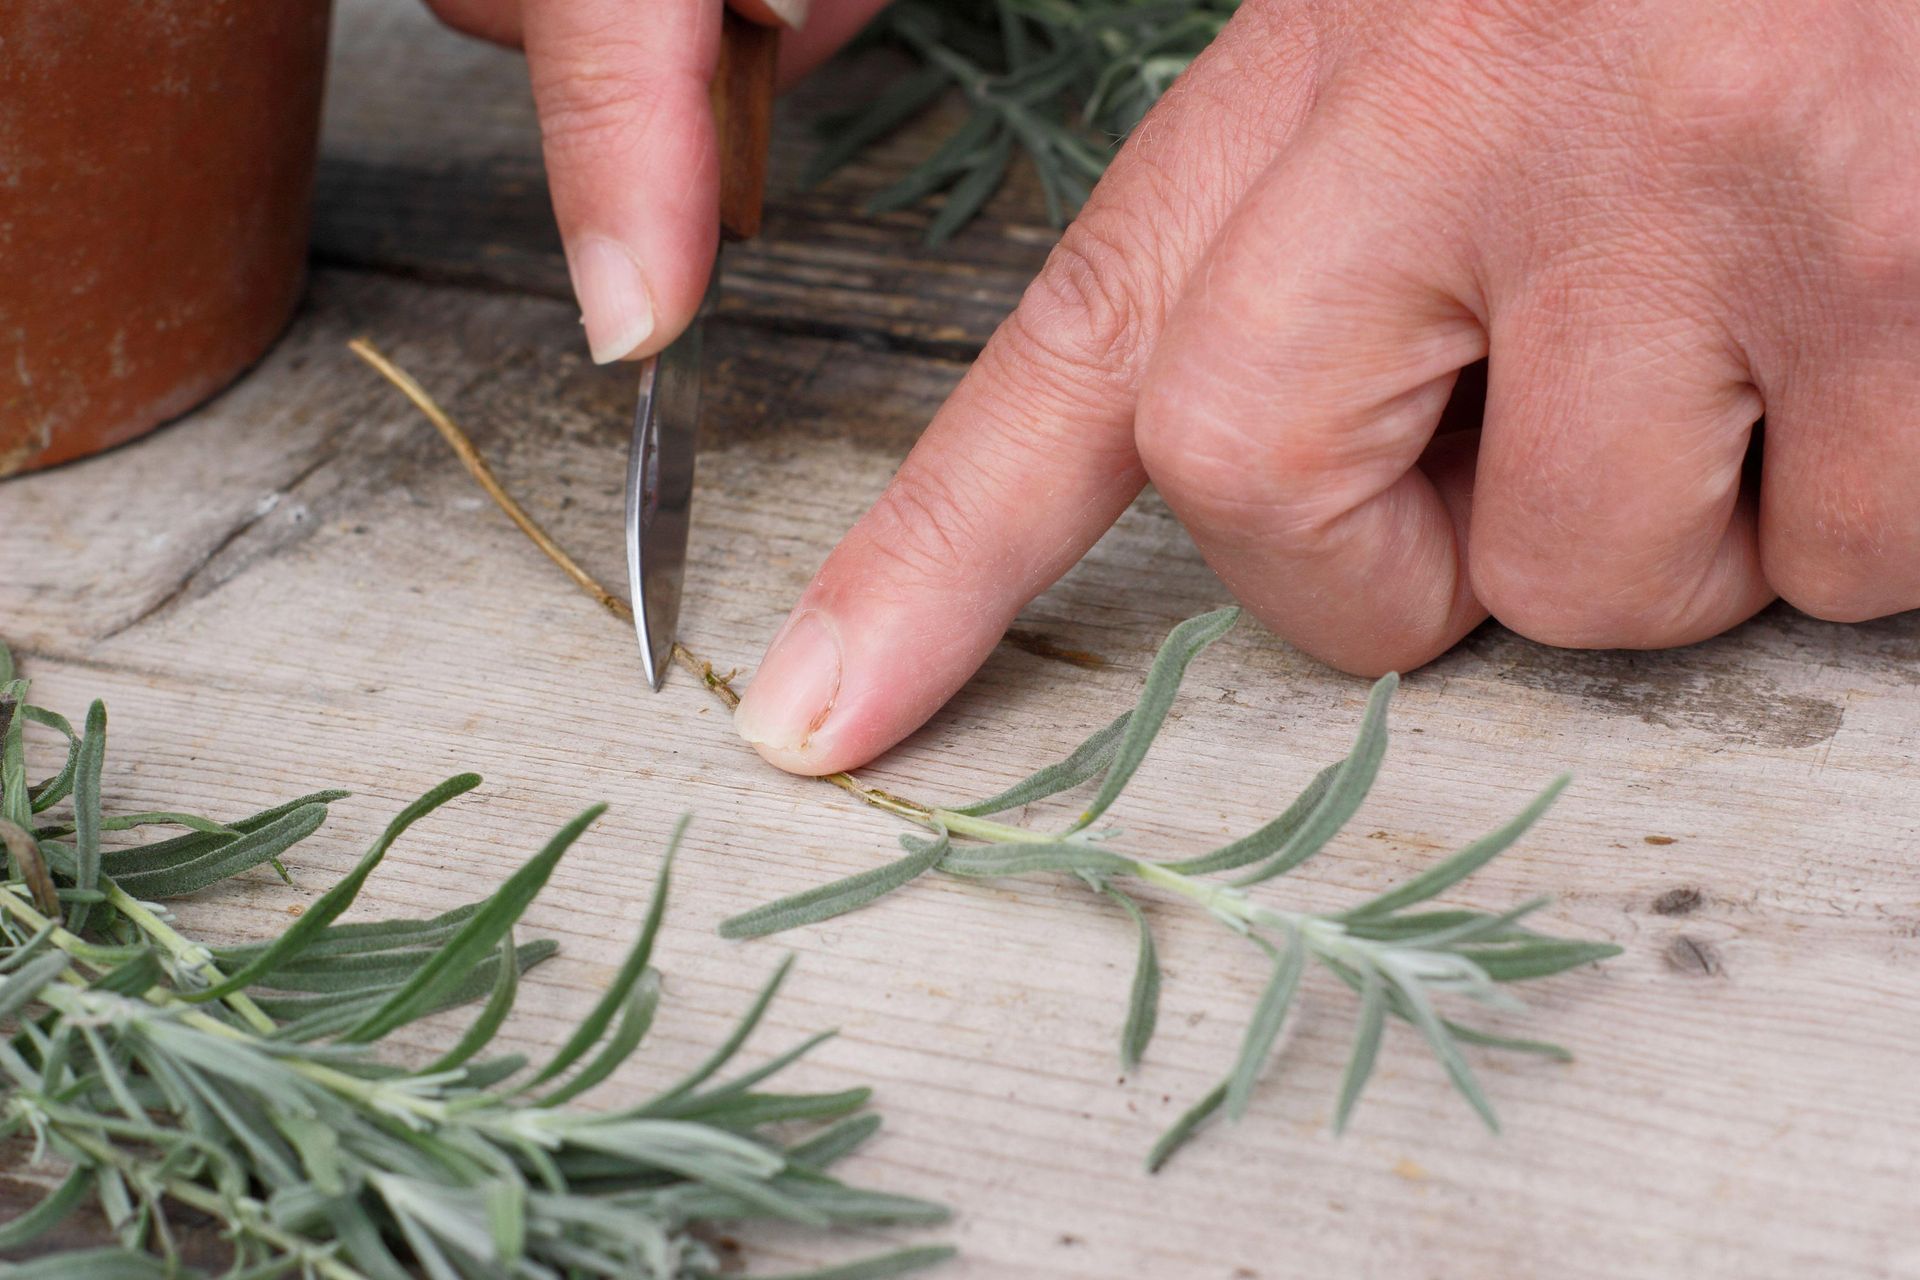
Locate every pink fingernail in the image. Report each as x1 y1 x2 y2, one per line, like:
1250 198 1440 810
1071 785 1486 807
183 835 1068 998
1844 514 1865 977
568 235 656 364
734 611 844 758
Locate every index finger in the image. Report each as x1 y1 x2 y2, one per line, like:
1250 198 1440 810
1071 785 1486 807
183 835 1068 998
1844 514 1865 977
731 12 1321 774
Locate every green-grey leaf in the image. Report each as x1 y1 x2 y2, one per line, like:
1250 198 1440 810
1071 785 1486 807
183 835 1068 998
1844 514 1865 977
22 704 78 812
1146 1079 1226 1174
926 131 1013 244
787 1114 882 1170
536 968 660 1107
0 920 59 974
0 952 70 1022
36 811 233 840
1067 605 1240 833
654 1086 870 1130
1341 773 1571 919
225 946 443 993
1444 1022 1573 1061
1321 950 1573 1068
639 955 793 1111
720 826 949 939
424 929 522 1075
279 1111 347 1197
264 941 556 1039
457 1053 530 1090
528 817 680 1086
1162 760 1340 876
1333 969 1387 1134
341 803 602 1043
750 1245 959 1280
1342 909 1512 944
102 790 347 872
66 700 107 933
1382 960 1499 1132
684 1028 837 1105
803 65 951 188
1386 898 1553 950
210 902 482 967
110 802 330 900
1225 931 1305 1120
866 108 1001 215
1233 674 1397 886
1 681 30 833
494 1180 532 1265
0 1165 92 1249
1103 886 1159 1070
186 774 482 1003
0 1246 175 1279
947 711 1131 818
661 1178 948 1228
88 949 163 998
1456 939 1622 982
936 842 1131 879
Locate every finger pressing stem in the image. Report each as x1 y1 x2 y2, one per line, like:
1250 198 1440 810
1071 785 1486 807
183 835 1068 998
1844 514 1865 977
346 338 928 824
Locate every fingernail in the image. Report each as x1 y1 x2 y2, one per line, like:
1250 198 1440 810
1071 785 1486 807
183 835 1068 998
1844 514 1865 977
734 611 843 760
760 0 810 28
567 235 655 363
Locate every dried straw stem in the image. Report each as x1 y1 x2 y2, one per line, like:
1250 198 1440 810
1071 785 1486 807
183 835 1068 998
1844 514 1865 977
346 338 925 816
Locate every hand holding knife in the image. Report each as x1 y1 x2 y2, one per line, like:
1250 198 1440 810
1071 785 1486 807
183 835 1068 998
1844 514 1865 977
626 11 778 690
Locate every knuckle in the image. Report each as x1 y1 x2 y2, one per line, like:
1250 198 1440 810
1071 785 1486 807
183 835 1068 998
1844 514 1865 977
1131 367 1204 490
530 44 677 157
1139 352 1428 558
1136 390 1380 561
1007 217 1155 391
1135 371 1264 516
1829 173 1920 299
1641 26 1803 153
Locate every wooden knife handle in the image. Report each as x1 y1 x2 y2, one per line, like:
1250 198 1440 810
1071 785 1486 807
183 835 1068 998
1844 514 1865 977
711 11 778 242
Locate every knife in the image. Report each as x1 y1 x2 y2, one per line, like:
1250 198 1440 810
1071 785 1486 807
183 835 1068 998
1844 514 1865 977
626 11 779 690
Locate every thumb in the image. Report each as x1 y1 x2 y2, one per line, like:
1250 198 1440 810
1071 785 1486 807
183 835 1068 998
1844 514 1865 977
522 0 798 363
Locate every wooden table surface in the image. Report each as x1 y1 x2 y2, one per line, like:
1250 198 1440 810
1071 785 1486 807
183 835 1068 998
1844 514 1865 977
5 3 1917 1276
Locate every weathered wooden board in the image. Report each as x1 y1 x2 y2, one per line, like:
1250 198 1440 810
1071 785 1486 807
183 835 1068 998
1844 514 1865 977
4 2 1917 1277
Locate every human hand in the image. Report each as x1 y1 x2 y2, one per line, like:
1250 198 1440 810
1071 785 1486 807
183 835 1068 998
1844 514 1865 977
423 0 889 361
732 0 1920 775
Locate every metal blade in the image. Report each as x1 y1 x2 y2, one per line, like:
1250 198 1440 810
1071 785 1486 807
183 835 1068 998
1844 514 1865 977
625 281 709 690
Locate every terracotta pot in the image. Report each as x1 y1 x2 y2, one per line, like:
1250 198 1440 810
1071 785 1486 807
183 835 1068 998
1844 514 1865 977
0 1 332 477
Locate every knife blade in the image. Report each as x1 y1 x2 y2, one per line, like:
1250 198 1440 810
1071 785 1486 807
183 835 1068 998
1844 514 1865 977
626 11 778 690
624 278 710 690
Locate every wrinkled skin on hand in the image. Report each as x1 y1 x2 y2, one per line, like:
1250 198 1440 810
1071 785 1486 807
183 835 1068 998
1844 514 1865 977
432 0 1920 776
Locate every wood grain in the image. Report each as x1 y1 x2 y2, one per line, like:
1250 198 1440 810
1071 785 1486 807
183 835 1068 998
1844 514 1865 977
3 3 1917 1277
